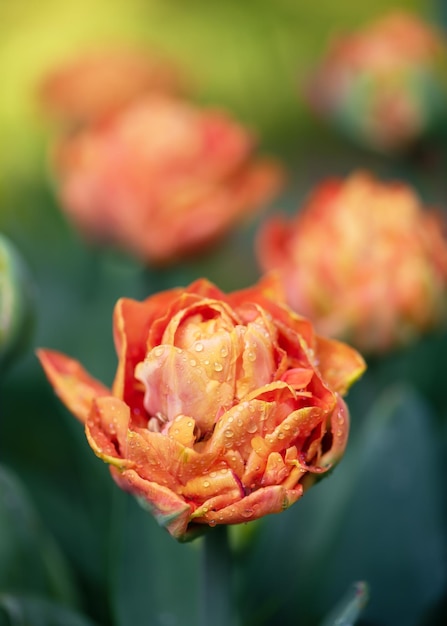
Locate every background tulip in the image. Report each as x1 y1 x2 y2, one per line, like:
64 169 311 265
52 96 284 265
39 46 188 129
257 171 447 354
305 11 447 152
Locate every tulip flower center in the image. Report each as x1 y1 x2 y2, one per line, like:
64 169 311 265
135 302 276 441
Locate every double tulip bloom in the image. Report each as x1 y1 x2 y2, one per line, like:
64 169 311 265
38 278 364 540
257 171 447 354
53 96 283 264
306 11 447 152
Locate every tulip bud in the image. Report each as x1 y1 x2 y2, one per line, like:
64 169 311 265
0 235 35 371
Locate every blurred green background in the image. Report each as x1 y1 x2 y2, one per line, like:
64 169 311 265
1 1 447 625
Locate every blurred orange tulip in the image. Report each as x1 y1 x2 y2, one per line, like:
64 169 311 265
53 96 284 264
257 171 447 353
38 277 364 540
305 11 447 152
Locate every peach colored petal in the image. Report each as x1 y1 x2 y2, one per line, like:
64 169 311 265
315 335 366 394
181 467 243 504
85 396 133 468
192 484 303 525
319 396 350 469
111 467 193 539
112 292 182 425
37 349 109 423
135 344 234 435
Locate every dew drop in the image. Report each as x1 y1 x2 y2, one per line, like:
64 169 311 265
214 362 223 372
194 343 204 352
210 471 217 478
228 416 234 424
209 520 216 527
237 418 243 427
220 347 228 357
241 509 253 518
336 428 343 437
278 432 285 440
203 480 210 488
154 346 164 357
220 468 228 474
247 351 256 362
190 359 197 367
224 429 234 438
246 423 257 434
283 424 291 431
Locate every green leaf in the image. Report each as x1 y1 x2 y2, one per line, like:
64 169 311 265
0 466 79 607
240 385 447 625
0 594 97 626
110 491 201 626
320 582 369 626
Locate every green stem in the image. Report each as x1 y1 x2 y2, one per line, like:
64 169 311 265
200 525 238 626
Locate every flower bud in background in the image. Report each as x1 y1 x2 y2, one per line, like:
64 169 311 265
37 277 365 540
39 46 188 129
0 235 35 371
305 11 447 153
52 96 284 265
256 171 447 354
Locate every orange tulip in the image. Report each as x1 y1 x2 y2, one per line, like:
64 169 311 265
39 46 187 128
53 96 284 264
257 171 447 353
305 11 447 152
37 278 364 540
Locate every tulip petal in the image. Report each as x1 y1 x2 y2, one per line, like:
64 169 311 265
37 349 109 423
192 484 303 525
135 344 234 435
85 396 132 468
315 335 366 394
112 292 182 424
111 467 192 540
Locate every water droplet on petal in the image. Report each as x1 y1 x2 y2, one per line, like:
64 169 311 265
224 429 234 438
241 509 253 518
214 362 223 372
228 416 234 424
209 520 216 527
154 346 164 357
220 347 228 357
247 423 257 434
194 343 204 352
203 480 210 488
190 359 197 366
247 351 256 362
278 432 285 440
